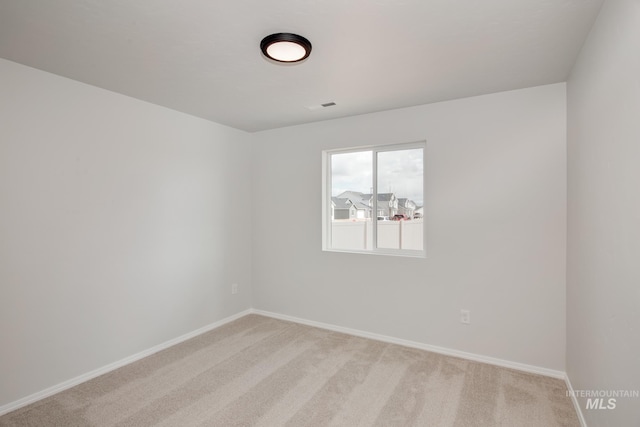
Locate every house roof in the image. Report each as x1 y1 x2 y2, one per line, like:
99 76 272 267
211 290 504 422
376 193 395 202
352 202 370 210
336 191 366 200
397 198 416 207
332 197 370 211
331 197 351 209
337 191 398 204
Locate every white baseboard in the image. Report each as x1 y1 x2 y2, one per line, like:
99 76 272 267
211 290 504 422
0 309 252 417
251 309 566 380
1 307 569 418
565 374 588 427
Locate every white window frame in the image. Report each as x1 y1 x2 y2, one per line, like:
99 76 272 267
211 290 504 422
322 141 426 258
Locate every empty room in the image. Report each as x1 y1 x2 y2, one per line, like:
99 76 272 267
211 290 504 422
0 0 638 426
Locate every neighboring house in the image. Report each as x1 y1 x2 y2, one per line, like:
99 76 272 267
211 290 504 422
331 197 351 220
335 191 373 219
334 191 404 218
397 198 417 218
370 193 398 217
414 206 424 218
350 201 370 219
331 197 370 220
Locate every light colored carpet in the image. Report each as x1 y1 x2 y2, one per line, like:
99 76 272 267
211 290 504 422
0 314 579 426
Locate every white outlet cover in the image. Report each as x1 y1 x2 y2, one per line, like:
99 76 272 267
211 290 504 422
460 310 471 324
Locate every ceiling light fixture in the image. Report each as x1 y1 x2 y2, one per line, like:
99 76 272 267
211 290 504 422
260 33 312 63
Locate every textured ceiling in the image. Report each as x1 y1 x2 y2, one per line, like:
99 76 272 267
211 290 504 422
0 0 603 132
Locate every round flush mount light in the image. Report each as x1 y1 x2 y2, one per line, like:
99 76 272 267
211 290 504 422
260 33 312 63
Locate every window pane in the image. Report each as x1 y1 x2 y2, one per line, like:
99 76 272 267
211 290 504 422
376 148 423 250
330 151 372 250
324 143 424 256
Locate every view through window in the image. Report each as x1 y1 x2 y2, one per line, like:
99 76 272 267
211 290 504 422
324 142 425 256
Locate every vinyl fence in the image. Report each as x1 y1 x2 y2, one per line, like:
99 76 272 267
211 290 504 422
331 219 423 251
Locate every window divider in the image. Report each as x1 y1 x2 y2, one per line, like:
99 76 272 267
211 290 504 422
372 149 378 251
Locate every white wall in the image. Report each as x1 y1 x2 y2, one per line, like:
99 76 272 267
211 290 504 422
567 0 640 425
0 54 574 412
252 83 567 371
0 59 252 407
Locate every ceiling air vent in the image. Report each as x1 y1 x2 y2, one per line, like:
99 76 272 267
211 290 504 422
306 102 337 111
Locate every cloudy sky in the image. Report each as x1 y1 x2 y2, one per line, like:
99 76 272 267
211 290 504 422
331 148 423 206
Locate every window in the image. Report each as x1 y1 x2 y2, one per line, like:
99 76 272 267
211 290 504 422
323 141 425 257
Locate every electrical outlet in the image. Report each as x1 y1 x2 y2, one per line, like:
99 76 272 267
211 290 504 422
231 283 238 294
460 309 470 325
